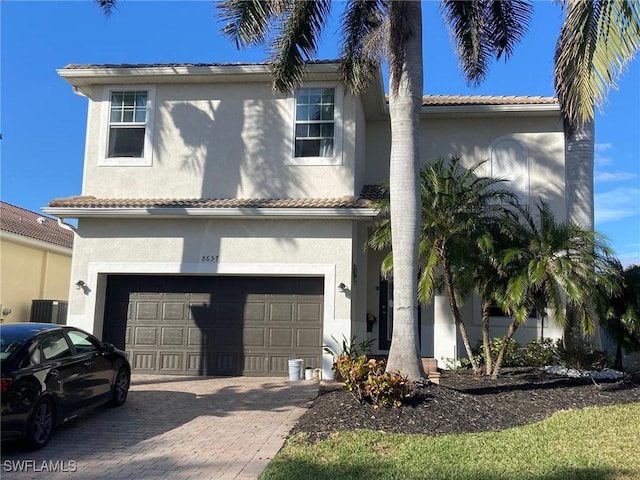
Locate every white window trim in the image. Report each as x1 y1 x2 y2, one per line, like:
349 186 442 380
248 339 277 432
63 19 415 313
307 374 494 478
286 83 343 166
98 85 156 167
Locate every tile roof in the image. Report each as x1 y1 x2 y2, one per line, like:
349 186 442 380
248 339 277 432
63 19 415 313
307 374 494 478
359 184 388 201
1 202 74 249
48 195 377 209
62 60 337 70
59 63 556 106
421 95 557 106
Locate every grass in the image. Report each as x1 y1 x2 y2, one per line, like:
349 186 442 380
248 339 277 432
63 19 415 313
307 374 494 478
260 403 640 480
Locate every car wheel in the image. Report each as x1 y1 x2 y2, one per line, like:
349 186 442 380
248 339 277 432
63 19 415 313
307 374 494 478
25 397 55 450
110 367 130 407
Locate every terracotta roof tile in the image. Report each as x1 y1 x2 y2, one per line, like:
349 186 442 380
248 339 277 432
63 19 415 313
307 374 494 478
1 202 74 249
62 60 338 70
359 184 388 201
48 195 377 209
422 95 557 106
60 63 555 106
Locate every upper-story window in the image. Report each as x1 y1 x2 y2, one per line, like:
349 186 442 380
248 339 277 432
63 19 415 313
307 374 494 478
99 85 156 166
108 91 147 157
287 85 343 166
295 88 334 158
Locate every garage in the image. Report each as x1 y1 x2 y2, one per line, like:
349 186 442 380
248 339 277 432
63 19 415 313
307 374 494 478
103 275 324 376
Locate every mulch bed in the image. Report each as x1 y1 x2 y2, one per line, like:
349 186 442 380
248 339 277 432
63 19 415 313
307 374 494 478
291 368 640 442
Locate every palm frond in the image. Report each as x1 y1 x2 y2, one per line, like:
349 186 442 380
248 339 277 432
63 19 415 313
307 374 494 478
270 0 332 93
380 251 394 278
94 0 118 16
486 0 533 60
339 0 386 94
217 0 280 49
555 0 640 127
417 249 439 303
440 0 489 86
441 0 532 86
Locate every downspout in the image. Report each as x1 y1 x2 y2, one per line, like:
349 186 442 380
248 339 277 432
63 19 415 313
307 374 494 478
72 86 91 98
57 217 78 235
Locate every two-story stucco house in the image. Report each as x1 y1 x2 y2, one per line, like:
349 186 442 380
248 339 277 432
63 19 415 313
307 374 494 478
44 61 592 379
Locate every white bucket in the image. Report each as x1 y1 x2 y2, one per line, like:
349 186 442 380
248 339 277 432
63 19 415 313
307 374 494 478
304 367 314 380
288 359 304 381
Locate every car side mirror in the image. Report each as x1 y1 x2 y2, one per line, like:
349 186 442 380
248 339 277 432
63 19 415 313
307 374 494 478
103 342 115 353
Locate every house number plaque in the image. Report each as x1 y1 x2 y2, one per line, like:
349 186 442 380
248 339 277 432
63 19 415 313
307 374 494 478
201 255 219 262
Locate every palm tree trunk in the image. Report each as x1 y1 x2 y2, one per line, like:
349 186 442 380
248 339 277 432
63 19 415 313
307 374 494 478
564 120 604 350
491 321 519 379
440 250 481 375
481 300 493 376
385 1 423 381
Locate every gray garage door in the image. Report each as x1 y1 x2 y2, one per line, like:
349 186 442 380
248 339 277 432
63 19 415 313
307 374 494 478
103 276 323 376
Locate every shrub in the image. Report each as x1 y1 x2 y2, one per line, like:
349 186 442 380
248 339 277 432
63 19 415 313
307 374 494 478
324 338 410 407
474 338 523 367
324 335 374 382
556 339 614 371
363 359 410 408
473 337 564 371
334 354 369 401
522 338 557 367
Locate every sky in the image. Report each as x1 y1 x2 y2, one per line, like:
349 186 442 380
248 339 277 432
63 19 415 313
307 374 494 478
1 1 639 267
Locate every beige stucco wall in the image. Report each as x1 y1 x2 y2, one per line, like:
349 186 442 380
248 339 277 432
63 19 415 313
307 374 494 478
66 217 361 378
81 82 359 200
0 237 72 323
365 114 566 216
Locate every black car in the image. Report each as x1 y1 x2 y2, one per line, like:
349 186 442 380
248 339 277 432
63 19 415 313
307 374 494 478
1 323 130 449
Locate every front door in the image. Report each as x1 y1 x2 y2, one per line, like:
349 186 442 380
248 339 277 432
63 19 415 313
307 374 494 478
378 275 421 352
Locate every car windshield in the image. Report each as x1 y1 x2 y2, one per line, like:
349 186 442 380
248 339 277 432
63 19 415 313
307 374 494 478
0 336 28 361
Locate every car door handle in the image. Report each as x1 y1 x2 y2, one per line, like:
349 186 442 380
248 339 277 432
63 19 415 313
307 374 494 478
49 370 59 378
83 361 93 367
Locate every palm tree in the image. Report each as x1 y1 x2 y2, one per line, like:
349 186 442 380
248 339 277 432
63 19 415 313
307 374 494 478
495 201 621 372
472 219 526 376
556 2 639 320
599 264 640 369
369 156 518 375
214 1 532 380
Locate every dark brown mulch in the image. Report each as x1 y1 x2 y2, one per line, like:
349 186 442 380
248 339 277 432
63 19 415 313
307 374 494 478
291 368 640 442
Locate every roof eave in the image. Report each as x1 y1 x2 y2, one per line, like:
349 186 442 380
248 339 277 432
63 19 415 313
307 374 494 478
56 62 342 87
42 206 380 220
0 231 73 255
421 103 560 117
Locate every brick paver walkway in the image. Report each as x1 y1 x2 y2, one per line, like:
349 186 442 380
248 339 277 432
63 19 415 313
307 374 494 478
1 375 319 479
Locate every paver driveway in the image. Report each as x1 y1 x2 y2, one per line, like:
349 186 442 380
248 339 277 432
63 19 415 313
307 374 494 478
1 375 319 479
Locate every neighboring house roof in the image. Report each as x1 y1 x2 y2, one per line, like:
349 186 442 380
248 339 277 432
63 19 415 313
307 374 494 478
0 202 74 249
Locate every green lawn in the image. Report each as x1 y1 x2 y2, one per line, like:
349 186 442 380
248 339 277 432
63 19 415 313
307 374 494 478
261 403 640 480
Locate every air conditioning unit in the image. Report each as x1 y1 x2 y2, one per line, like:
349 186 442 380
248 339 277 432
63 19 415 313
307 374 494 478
30 300 68 325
